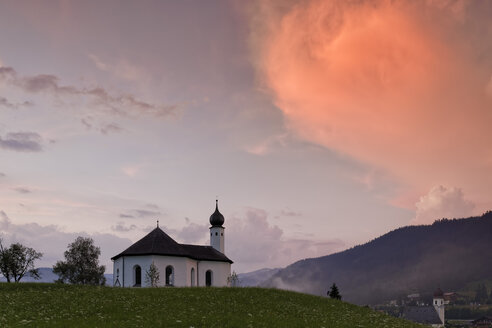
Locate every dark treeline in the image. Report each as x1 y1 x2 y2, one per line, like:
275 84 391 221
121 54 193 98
446 306 492 320
263 211 492 305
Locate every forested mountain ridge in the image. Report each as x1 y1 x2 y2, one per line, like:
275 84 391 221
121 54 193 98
263 211 492 305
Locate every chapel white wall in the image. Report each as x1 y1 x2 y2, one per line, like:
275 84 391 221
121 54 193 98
198 260 231 287
113 256 230 287
152 256 197 287
116 255 153 287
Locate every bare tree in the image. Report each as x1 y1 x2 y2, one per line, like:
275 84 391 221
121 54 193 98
145 261 160 287
0 238 42 282
227 271 240 287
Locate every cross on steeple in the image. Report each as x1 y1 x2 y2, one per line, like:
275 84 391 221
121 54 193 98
157 220 159 228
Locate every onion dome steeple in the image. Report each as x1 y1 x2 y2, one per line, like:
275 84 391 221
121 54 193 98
209 199 225 227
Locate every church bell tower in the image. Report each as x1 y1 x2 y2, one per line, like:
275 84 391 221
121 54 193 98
433 287 445 325
209 199 225 254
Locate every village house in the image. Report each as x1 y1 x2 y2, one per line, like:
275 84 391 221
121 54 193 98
402 288 445 327
111 200 233 287
471 316 492 328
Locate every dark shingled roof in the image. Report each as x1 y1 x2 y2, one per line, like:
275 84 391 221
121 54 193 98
111 227 233 263
471 316 492 325
433 287 444 298
402 306 442 325
181 244 231 263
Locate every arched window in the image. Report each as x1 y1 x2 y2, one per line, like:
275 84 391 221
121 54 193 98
206 270 213 287
165 265 174 286
134 265 141 287
191 268 195 287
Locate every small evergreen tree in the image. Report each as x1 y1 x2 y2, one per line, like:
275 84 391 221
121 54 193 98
145 261 160 287
328 283 342 300
227 271 240 287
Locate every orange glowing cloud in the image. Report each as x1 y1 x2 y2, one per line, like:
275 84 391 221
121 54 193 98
250 0 492 212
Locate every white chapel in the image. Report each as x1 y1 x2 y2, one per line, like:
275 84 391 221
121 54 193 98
111 200 232 287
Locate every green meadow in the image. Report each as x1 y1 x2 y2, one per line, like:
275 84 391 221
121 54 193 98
0 283 424 327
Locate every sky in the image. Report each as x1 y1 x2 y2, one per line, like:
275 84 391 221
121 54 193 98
0 0 491 274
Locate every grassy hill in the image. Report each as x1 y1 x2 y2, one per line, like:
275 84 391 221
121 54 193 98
263 211 492 304
0 283 423 327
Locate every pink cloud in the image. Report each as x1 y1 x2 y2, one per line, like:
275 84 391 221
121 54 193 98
412 185 475 225
249 0 492 212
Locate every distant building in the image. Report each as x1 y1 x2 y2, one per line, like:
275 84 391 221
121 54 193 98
471 316 492 328
402 288 445 328
111 200 233 287
407 293 425 306
443 292 458 305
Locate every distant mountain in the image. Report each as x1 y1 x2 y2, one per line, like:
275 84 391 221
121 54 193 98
263 211 492 305
104 273 113 285
237 268 281 287
0 267 59 283
0 267 113 286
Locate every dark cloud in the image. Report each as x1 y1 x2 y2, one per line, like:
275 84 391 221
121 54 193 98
81 118 93 130
0 66 178 119
80 117 124 135
0 97 32 109
100 123 123 135
111 222 137 232
0 172 5 177
119 208 162 219
133 209 161 218
0 132 43 152
0 97 14 108
0 66 16 79
80 117 123 135
86 87 177 117
0 210 9 222
21 74 75 94
12 187 31 194
145 203 160 210
280 209 302 217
